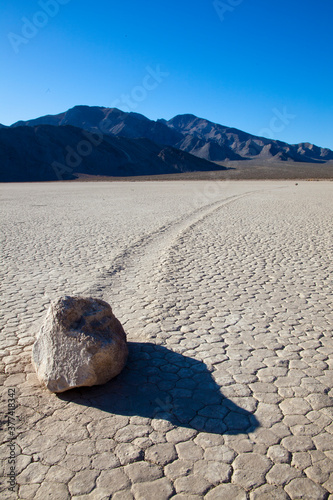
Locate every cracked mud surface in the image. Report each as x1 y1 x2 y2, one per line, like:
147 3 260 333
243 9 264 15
1 180 332 499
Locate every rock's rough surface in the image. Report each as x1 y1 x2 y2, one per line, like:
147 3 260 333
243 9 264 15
32 296 128 392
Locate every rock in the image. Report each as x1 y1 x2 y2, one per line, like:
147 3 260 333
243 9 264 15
32 296 128 392
285 478 328 499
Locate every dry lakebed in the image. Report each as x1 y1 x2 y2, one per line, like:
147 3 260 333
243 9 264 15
1 180 332 499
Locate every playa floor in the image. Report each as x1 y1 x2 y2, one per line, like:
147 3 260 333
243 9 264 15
1 180 333 499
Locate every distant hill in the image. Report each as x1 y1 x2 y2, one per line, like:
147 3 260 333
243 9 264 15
1 105 332 181
11 105 333 164
0 124 225 182
11 106 183 147
161 114 333 163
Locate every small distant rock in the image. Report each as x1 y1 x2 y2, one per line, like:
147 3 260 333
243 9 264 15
32 296 128 393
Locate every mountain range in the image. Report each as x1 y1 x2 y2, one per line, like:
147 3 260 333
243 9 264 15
1 105 332 181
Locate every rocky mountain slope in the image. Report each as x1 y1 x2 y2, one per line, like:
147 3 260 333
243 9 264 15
0 124 224 182
2 105 332 181
12 107 183 147
161 114 333 163
11 105 333 164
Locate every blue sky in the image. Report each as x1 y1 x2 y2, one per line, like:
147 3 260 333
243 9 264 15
1 0 333 148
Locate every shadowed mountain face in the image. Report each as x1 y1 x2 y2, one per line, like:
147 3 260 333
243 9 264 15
11 106 242 162
2 105 332 181
0 124 226 182
60 342 259 435
10 105 333 164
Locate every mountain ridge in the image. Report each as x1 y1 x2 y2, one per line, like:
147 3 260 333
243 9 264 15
0 124 225 182
1 105 332 182
10 105 333 164
163 114 333 163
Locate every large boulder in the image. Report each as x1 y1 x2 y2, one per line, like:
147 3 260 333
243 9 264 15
32 296 128 393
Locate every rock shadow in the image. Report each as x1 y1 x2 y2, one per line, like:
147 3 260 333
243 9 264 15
60 342 259 435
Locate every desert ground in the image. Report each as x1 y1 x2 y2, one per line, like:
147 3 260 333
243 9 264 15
1 180 333 499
